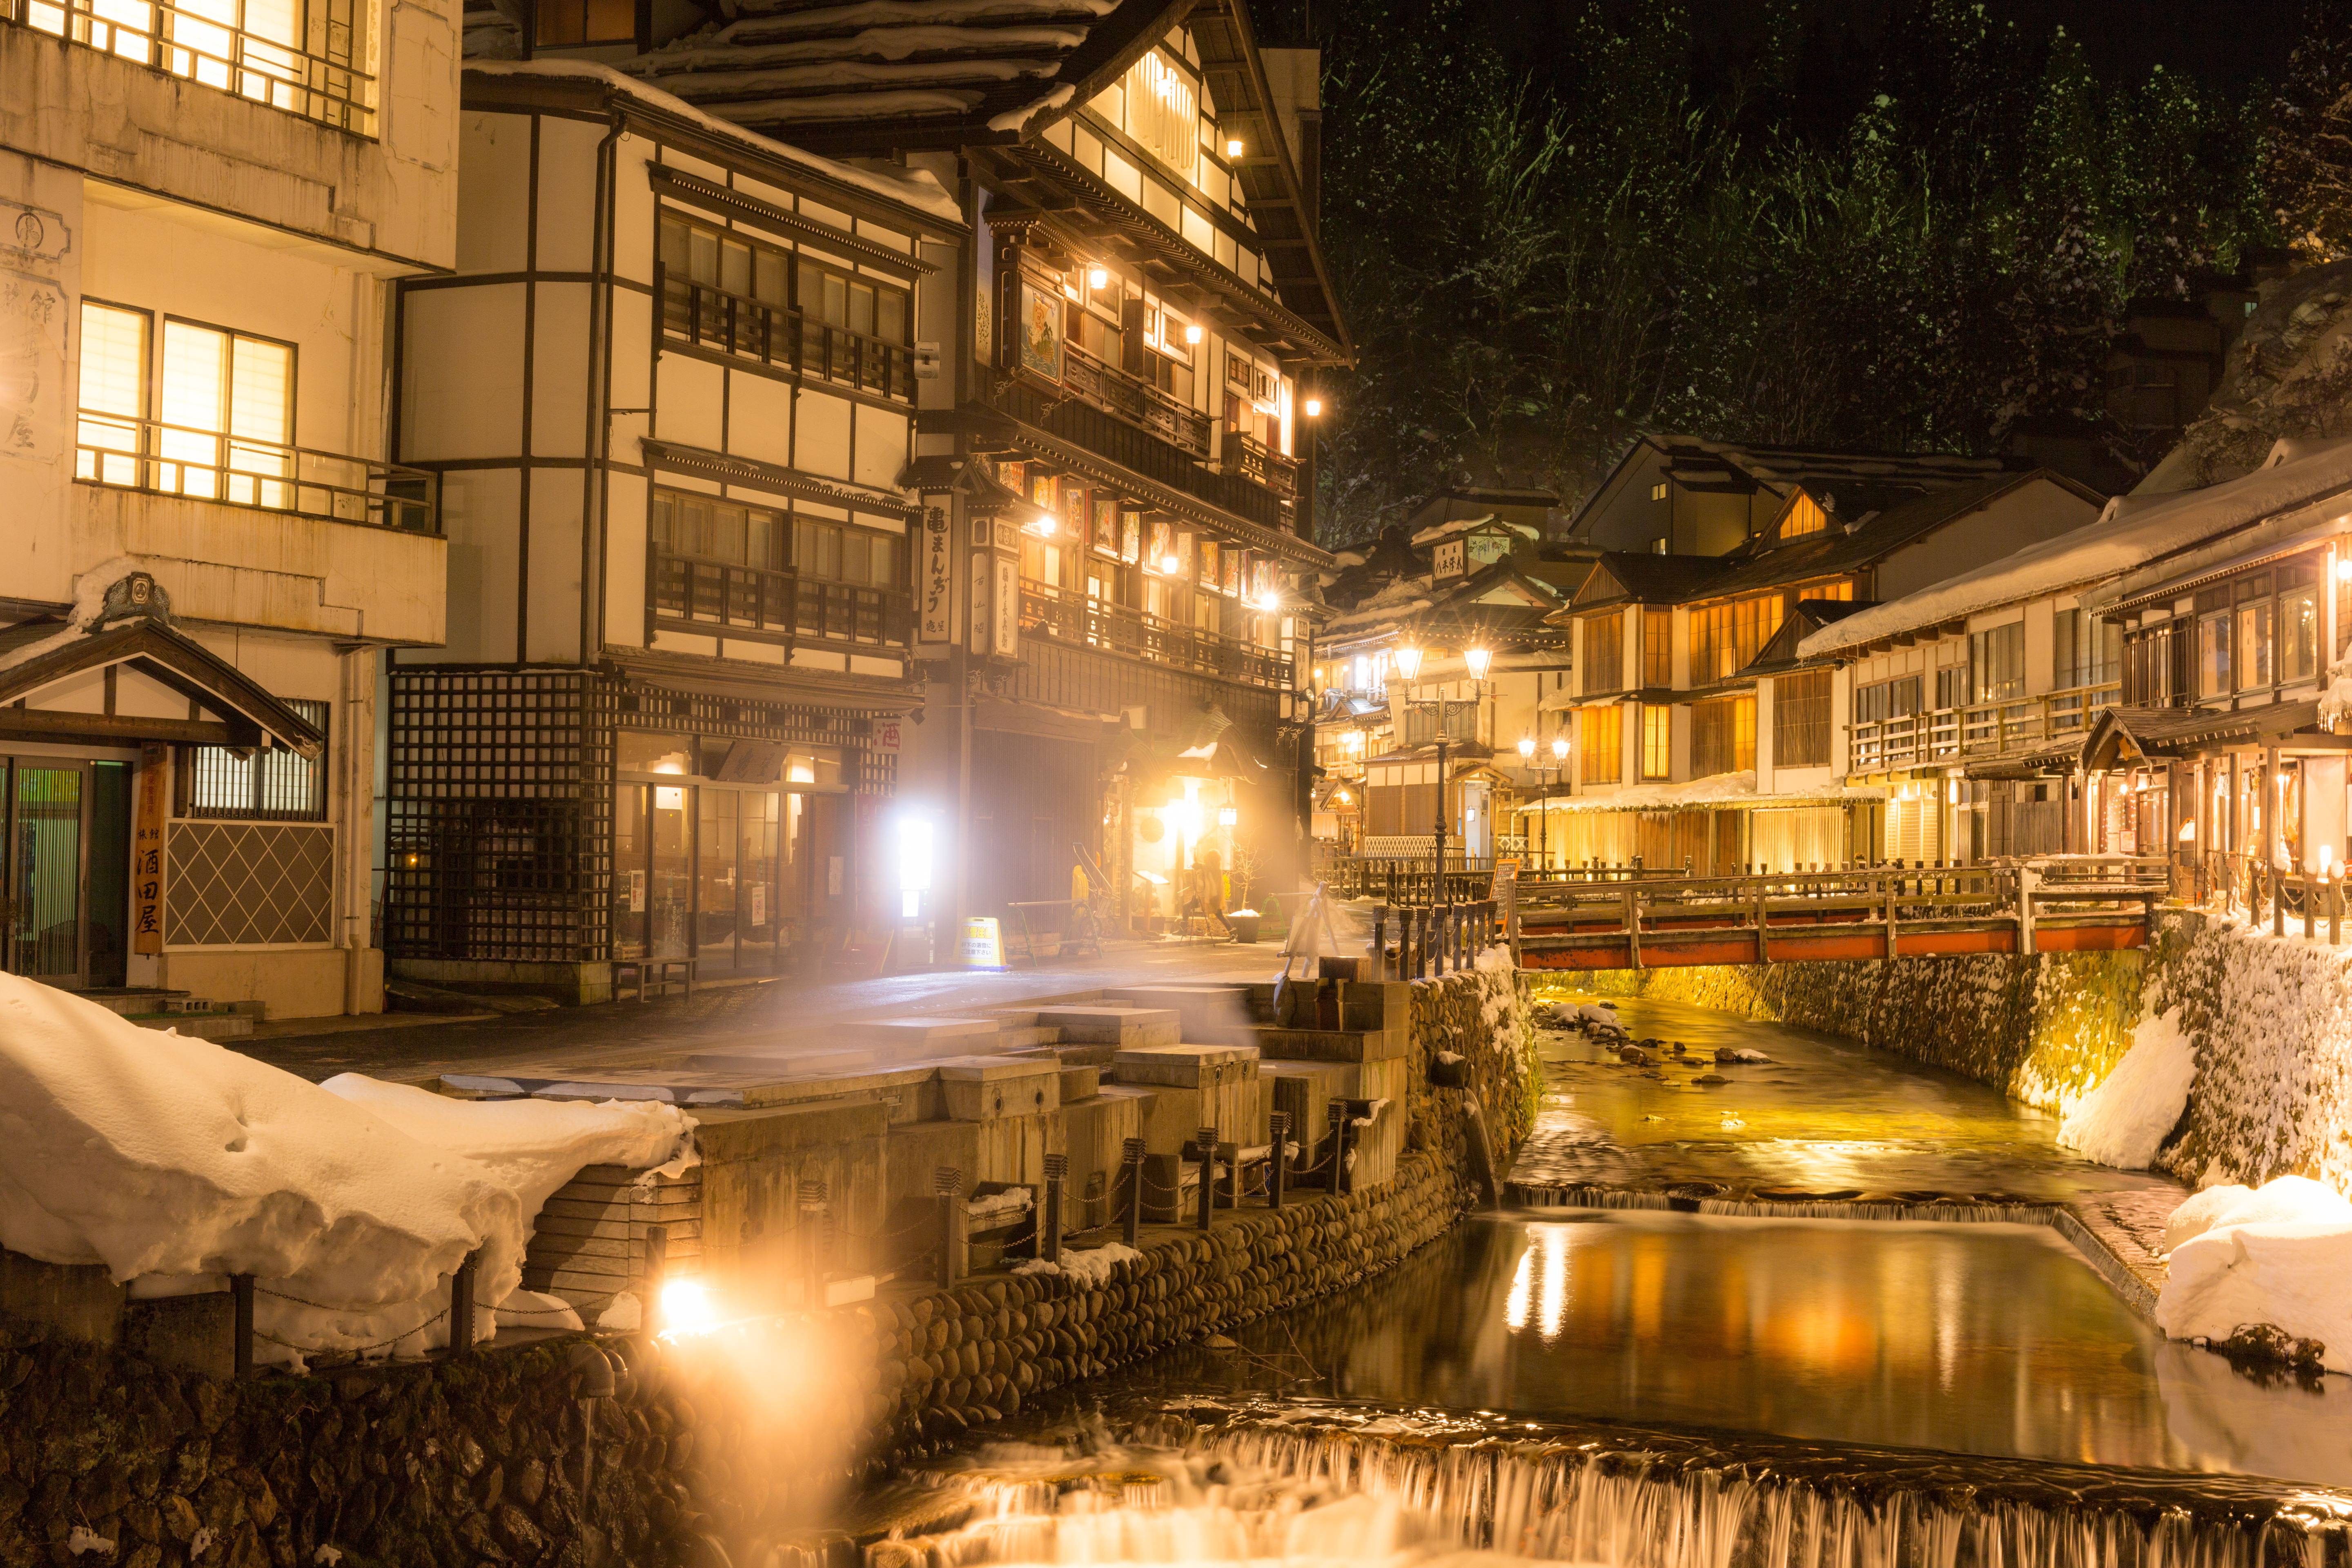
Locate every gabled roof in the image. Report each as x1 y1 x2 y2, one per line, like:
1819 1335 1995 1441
1569 432 2022 544
1323 558 1566 646
1740 599 1878 677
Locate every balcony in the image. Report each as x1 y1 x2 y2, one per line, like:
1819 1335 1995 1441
661 274 916 403
651 549 907 648
1224 431 1298 501
1018 576 1292 690
991 358 1294 535
1847 682 2121 774
75 414 436 532
7 0 375 133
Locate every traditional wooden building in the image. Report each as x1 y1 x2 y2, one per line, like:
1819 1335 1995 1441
616 2 1350 943
0 0 456 1019
385 63 962 996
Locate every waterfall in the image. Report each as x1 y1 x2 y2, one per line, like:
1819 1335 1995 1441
869 1412 2352 1568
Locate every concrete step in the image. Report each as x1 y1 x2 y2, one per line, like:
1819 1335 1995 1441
130 1010 254 1040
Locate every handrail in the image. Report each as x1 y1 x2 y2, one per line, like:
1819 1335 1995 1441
74 414 436 533
650 546 907 646
661 272 916 403
1848 681 2120 773
1017 575 1292 690
1061 341 1212 460
1225 431 1298 499
8 0 377 134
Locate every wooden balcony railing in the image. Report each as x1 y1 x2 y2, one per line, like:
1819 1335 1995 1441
1848 681 2120 774
651 549 907 647
1018 577 1292 690
1061 342 1211 459
661 273 916 403
1225 431 1298 499
74 414 437 532
7 0 375 133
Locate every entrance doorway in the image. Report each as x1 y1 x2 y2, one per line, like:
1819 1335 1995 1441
613 778 841 975
0 755 132 989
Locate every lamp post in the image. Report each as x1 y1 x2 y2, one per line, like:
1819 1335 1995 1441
1516 734 1535 865
1464 643 1494 751
1549 733 1569 873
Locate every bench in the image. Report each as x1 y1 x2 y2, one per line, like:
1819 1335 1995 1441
615 955 697 1002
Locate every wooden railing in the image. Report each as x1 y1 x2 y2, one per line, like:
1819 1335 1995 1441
1509 856 2166 969
2189 850 2352 944
1225 431 1298 499
1062 342 1211 459
1018 576 1292 690
1848 681 2120 773
74 414 437 532
651 548 908 646
662 274 917 402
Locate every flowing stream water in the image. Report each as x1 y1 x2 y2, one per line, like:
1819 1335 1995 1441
855 1002 2352 1568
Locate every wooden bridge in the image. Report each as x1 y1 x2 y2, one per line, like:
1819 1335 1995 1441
1509 857 2167 971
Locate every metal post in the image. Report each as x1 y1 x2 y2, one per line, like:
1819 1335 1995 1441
934 1167 963 1289
1327 1101 1348 1194
1041 1154 1067 1265
1194 1127 1218 1232
799 1178 827 1304
1120 1137 1145 1246
1433 737 1450 898
1268 1111 1289 1209
449 1250 479 1354
231 1274 254 1379
1373 904 1388 978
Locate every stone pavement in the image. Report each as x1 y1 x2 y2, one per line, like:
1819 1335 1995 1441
1509 989 2187 1313
234 940 1298 1084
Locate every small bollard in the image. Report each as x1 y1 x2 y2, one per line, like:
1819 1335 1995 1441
1268 1111 1289 1210
1194 1126 1218 1232
449 1249 479 1354
1372 905 1388 978
934 1167 964 1289
641 1224 669 1335
1327 1100 1350 1196
1042 1153 1067 1265
799 1178 829 1305
1121 1137 1145 1246
231 1274 254 1379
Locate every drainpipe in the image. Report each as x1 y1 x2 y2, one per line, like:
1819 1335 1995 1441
581 109 626 668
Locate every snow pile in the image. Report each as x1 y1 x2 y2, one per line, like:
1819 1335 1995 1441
2320 649 2352 732
2155 1176 2352 1373
0 973 690 1360
2057 1009 2196 1169
2161 1176 2352 1252
1011 1242 1139 1287
0 556 147 676
1546 1000 1619 1031
1534 771 1883 813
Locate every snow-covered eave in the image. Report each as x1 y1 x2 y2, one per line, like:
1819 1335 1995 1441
465 61 967 227
1798 436 2352 662
1533 772 1888 813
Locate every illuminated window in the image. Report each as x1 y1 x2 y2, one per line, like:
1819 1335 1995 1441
1640 705 1670 780
1774 670 1831 768
75 302 149 486
1125 49 1200 181
1642 608 1672 687
180 700 327 822
1578 706 1622 785
1582 610 1624 693
1690 595 1785 683
1780 492 1828 539
1650 481 1668 502
1690 695 1755 777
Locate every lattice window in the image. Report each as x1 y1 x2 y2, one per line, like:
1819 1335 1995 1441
180 699 328 820
166 822 332 944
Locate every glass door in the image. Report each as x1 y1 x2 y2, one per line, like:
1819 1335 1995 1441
649 780 693 957
2 760 88 984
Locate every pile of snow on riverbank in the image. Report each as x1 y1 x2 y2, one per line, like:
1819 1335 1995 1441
0 972 691 1362
2057 1009 2194 1169
2156 1176 2352 1372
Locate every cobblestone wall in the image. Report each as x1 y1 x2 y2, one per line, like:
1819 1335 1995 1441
1560 952 2143 1114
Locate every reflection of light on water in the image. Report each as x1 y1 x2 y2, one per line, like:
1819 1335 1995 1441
1504 1225 1575 1341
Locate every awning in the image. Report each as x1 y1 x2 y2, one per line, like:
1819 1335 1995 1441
0 614 323 757
2080 700 2348 768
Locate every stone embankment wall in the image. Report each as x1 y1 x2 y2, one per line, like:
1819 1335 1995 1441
2141 910 2352 1193
0 966 1533 1568
1565 951 2143 1114
1551 911 2352 1192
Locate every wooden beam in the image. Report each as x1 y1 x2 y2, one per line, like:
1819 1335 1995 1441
0 710 235 748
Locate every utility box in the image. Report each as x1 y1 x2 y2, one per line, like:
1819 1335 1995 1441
935 1055 1062 1122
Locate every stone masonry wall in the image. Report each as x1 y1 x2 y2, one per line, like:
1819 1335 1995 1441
0 967 1535 1568
1560 952 2144 1114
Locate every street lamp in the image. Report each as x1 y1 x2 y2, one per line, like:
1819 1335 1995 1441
1517 735 1536 868
1393 642 1424 683
1548 734 1569 872
1463 642 1494 753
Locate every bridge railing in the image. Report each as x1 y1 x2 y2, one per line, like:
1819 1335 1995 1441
2191 849 2350 944
1511 855 2168 968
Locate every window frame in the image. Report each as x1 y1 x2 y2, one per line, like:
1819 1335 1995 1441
1639 703 1670 781
177 699 330 822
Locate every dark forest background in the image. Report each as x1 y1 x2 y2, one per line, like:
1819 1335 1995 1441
1263 0 2352 545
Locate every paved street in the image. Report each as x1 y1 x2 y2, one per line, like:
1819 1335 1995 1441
233 940 1291 1084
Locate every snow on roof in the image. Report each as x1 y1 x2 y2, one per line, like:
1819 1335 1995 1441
1535 771 1886 813
1800 436 2352 661
0 972 691 1361
1408 513 1539 550
468 60 964 223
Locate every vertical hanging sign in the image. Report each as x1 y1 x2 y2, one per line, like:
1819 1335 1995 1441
917 499 955 655
132 743 168 955
991 555 1020 659
969 552 992 657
